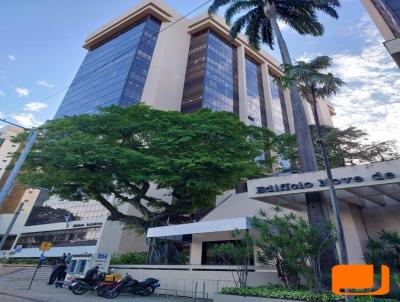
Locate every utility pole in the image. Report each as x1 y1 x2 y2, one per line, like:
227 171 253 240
0 202 24 251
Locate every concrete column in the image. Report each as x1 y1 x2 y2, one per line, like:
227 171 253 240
260 63 274 131
236 45 249 125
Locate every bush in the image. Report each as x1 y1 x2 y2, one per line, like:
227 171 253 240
252 207 336 290
110 252 147 265
220 286 400 302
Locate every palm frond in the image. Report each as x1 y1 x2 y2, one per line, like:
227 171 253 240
208 0 232 15
224 0 259 25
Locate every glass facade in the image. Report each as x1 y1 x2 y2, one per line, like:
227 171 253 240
269 75 289 134
16 227 102 248
386 0 400 19
55 16 161 117
25 192 108 226
245 56 267 127
181 30 239 114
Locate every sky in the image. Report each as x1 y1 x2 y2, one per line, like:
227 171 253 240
0 0 399 145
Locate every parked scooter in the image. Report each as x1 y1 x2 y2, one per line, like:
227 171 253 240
98 274 160 299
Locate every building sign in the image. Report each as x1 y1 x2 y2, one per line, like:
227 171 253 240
247 161 400 199
88 252 111 273
71 222 103 228
256 172 396 194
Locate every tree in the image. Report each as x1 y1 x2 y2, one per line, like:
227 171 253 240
16 105 274 256
252 207 336 291
209 230 254 288
366 230 400 294
277 126 400 168
276 55 349 267
208 1 341 287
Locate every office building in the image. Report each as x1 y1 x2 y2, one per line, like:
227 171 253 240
362 0 400 66
5 0 336 260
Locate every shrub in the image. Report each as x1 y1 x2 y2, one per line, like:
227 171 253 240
252 207 336 290
110 252 147 265
220 286 400 302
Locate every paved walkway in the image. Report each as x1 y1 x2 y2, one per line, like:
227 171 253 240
0 267 195 302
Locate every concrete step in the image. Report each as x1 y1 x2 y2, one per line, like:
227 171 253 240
0 267 53 280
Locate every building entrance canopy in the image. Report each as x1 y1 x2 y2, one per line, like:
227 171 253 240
247 160 400 211
146 217 251 238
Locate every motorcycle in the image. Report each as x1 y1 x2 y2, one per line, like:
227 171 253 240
98 274 160 299
70 273 115 296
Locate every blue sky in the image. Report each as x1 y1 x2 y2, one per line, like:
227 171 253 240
0 0 399 145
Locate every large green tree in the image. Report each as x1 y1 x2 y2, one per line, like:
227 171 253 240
17 105 274 232
208 0 341 287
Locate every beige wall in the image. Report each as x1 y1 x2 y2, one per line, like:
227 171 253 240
112 265 281 298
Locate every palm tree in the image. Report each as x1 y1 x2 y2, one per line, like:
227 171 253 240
276 55 349 267
209 0 341 289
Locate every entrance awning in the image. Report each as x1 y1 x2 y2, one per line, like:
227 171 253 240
247 160 400 211
147 217 251 238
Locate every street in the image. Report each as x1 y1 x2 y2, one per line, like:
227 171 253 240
0 267 194 302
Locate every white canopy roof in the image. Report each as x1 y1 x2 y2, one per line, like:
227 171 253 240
147 217 251 238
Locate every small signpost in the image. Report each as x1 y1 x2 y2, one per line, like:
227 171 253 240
28 242 52 290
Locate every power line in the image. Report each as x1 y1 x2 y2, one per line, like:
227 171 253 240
20 0 212 112
0 118 28 130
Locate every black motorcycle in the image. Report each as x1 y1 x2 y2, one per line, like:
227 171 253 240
98 274 160 299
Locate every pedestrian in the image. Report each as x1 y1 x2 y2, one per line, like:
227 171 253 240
58 253 67 264
65 253 72 264
48 263 62 285
55 262 67 288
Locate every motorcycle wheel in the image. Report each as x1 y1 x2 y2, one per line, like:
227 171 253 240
149 286 155 294
103 288 121 299
72 283 89 295
96 286 108 297
138 288 151 296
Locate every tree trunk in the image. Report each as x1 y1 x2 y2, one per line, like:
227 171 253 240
311 88 349 267
267 11 339 289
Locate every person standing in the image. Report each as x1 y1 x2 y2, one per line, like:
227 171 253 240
55 262 68 288
65 253 72 264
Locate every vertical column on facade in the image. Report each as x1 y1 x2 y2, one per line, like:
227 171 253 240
236 45 249 125
260 63 275 131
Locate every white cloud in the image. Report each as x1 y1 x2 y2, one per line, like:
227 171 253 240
0 112 4 119
36 80 54 88
7 54 16 61
0 90 5 97
328 15 400 147
10 113 41 128
23 102 48 112
277 20 289 31
15 87 30 97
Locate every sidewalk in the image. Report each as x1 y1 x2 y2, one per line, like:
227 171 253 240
0 278 193 302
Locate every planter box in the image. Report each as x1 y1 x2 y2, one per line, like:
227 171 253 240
214 293 305 302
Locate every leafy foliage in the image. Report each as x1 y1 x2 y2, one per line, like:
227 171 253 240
16 105 274 232
276 125 400 170
209 229 254 288
276 56 344 102
208 0 340 50
252 207 336 290
366 230 400 285
220 286 338 301
110 252 147 265
220 286 400 302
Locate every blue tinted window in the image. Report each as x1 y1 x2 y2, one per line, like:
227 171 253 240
203 31 238 113
269 75 286 134
245 57 265 127
55 17 160 117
